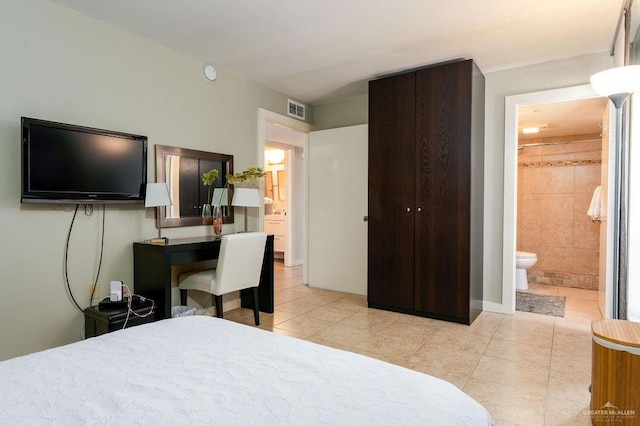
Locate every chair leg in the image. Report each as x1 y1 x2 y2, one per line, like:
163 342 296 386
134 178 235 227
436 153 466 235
252 287 260 326
214 295 223 318
180 289 187 306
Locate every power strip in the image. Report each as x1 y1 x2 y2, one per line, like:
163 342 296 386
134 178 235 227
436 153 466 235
98 297 128 310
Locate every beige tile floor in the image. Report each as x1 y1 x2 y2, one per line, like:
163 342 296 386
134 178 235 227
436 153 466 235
225 263 602 425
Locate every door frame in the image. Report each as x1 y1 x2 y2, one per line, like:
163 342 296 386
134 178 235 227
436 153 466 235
257 109 314 278
502 84 601 314
264 143 295 264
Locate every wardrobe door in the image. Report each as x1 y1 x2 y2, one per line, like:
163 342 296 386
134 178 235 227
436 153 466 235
414 60 472 321
368 72 416 310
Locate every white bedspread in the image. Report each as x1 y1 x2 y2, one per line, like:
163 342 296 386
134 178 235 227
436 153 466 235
0 316 493 425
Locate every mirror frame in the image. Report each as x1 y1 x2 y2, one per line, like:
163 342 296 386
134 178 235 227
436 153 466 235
155 145 234 228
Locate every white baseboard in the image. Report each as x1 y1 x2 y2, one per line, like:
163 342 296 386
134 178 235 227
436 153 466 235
483 301 511 314
224 296 241 311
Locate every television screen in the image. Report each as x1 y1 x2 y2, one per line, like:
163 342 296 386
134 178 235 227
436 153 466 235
21 117 147 204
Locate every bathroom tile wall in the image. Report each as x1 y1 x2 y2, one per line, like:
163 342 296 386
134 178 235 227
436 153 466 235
517 134 601 290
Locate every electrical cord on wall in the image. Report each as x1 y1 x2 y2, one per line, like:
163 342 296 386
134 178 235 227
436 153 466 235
65 204 107 314
89 205 106 304
64 205 83 313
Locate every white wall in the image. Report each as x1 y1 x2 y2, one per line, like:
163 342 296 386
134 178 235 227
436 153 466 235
0 0 309 360
313 96 368 130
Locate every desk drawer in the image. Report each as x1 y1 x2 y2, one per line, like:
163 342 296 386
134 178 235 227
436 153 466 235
265 220 285 235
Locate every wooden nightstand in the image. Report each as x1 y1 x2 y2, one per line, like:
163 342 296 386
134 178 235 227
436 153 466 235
84 304 156 338
590 319 640 424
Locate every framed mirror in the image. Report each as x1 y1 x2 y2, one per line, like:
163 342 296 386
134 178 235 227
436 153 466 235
155 145 234 228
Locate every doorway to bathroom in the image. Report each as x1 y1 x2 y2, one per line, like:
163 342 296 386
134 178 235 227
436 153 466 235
515 97 606 318
264 143 296 264
257 108 314 276
503 85 609 318
263 123 306 268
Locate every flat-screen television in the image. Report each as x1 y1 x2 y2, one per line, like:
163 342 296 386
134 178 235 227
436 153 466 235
21 117 148 204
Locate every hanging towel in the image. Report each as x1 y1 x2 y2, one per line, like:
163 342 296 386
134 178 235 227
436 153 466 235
587 185 602 221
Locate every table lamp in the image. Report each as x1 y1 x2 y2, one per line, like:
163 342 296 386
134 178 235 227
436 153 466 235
145 182 172 245
232 188 260 232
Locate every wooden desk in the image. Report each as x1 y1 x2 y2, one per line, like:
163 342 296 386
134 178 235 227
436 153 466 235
591 319 640 425
133 235 274 319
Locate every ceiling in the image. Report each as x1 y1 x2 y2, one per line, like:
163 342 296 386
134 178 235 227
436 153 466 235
48 0 625 105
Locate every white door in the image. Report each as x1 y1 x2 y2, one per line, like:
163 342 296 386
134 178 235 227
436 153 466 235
307 125 368 294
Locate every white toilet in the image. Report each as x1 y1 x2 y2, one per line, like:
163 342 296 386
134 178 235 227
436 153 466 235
516 251 538 290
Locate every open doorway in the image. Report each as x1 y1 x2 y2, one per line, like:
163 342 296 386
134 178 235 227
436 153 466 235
263 140 301 266
514 97 607 319
257 109 313 273
503 84 609 314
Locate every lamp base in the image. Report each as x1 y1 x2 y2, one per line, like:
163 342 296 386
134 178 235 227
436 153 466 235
151 227 169 245
150 237 169 245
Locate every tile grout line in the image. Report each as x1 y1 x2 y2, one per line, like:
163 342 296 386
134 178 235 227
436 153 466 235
542 315 558 425
462 315 504 391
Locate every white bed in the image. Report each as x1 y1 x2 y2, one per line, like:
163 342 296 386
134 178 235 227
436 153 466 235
0 316 493 425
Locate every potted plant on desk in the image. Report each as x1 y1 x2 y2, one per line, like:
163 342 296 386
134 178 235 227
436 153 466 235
201 168 219 226
225 166 267 232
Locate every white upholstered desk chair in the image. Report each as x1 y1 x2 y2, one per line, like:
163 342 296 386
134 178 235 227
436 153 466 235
178 232 267 325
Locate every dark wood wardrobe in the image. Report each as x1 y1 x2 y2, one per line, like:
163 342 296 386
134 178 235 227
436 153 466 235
367 59 484 325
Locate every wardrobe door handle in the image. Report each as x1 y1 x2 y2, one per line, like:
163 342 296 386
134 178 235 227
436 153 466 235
417 207 422 212
407 207 411 212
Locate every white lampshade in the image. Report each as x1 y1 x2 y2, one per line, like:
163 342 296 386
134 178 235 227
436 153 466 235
590 65 640 98
232 188 261 207
145 183 172 208
212 188 229 206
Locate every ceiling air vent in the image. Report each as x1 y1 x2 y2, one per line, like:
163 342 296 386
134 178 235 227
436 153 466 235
287 99 306 120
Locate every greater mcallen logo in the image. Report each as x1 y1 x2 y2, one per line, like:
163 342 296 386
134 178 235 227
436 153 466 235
585 402 636 422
